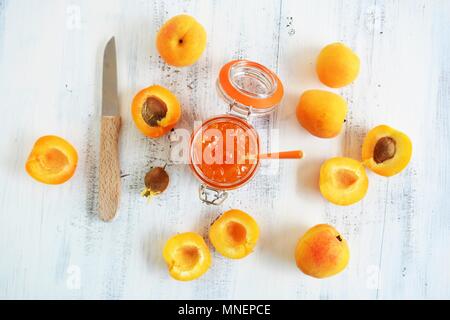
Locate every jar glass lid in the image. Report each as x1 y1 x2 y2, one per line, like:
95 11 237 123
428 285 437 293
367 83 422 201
217 60 284 110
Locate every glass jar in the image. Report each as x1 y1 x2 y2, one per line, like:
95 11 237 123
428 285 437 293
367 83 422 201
189 60 284 205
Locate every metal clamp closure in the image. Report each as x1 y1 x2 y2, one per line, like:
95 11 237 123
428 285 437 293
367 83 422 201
199 185 228 205
227 103 251 120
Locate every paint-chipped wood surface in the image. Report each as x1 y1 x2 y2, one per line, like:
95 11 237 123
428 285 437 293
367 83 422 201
0 0 449 299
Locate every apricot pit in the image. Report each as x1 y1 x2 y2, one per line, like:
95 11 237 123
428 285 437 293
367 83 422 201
141 96 168 127
373 136 396 164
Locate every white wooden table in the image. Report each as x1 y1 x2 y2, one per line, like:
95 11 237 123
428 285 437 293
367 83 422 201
1 0 449 300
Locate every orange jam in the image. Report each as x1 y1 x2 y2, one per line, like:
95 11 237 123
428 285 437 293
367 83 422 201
190 115 260 189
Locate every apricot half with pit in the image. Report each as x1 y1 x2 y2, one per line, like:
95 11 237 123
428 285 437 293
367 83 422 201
362 125 412 177
295 224 350 278
296 90 348 138
163 232 211 281
316 42 360 88
156 14 207 67
131 85 181 138
209 209 259 259
25 135 78 184
319 157 368 206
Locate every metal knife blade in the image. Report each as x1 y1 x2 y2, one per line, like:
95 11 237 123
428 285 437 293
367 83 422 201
102 37 119 116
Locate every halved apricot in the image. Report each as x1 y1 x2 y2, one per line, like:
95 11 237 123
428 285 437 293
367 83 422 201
362 125 412 177
131 85 181 138
295 224 350 278
296 90 348 138
163 232 211 281
316 42 360 88
209 209 259 259
25 135 78 185
319 157 368 206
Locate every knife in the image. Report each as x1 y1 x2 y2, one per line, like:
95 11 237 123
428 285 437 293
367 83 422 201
99 37 121 222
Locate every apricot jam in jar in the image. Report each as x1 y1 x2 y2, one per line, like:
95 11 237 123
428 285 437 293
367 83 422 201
189 60 284 205
190 115 260 188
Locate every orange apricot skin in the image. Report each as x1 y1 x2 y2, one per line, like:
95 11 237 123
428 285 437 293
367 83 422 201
162 232 211 281
296 90 348 138
295 224 350 279
319 157 368 206
316 43 360 88
25 135 78 185
131 85 181 138
362 125 412 177
156 14 207 67
209 209 259 259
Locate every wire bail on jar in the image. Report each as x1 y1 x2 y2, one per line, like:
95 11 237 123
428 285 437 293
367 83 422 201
199 184 228 205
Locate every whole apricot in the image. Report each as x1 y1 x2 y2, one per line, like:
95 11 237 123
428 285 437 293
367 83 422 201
319 157 368 206
296 89 348 138
156 14 207 67
362 125 412 177
316 42 360 88
163 232 211 281
209 209 259 259
295 224 350 278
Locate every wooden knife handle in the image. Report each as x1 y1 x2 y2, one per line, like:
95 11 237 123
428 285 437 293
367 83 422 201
99 116 121 222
